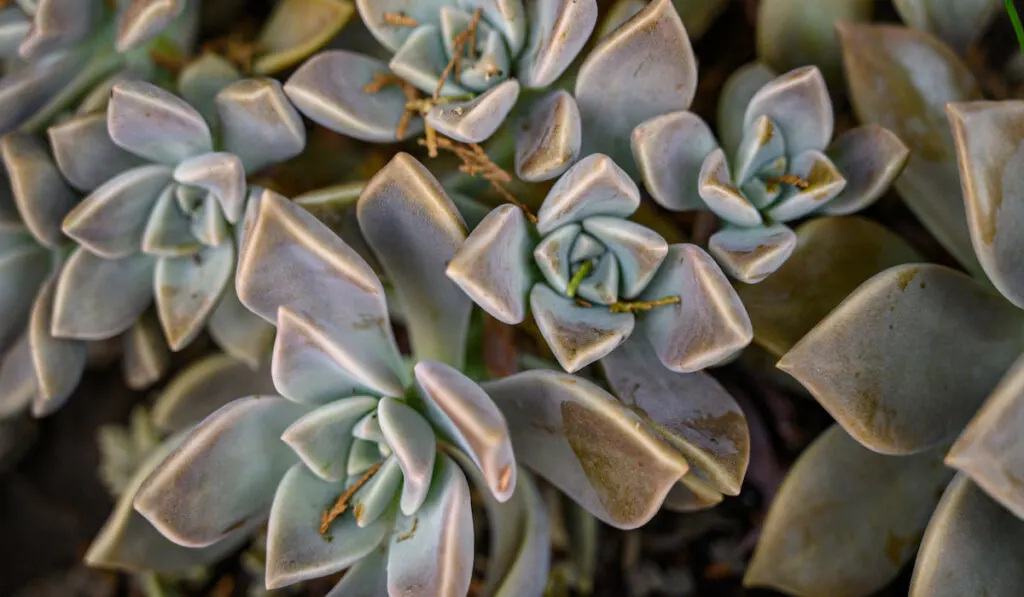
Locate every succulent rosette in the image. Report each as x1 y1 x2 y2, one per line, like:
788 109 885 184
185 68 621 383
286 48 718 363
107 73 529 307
447 153 752 373
0 0 199 135
52 72 305 368
744 101 1024 596
632 63 910 283
282 0 598 145
132 154 709 595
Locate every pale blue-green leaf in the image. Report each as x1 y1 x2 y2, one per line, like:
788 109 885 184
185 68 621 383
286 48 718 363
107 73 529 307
387 454 473 597
745 425 953 597
778 264 1024 455
837 22 983 276
575 0 697 174
909 473 1024 597
0 52 78 135
280 397 378 482
0 8 30 57
446 204 533 325
822 124 910 215
0 333 35 418
517 0 597 88
354 0 449 52
632 110 717 212
237 189 405 394
190 193 229 246
177 54 242 125
744 66 833 156
426 79 519 144
266 463 390 589
640 244 753 372
732 116 785 185
173 152 246 224
351 409 387 444
253 0 355 75
662 477 724 512
466 0 528 54
215 77 306 173
575 252 619 305
946 354 1024 520
18 0 96 58
121 314 169 391
351 454 402 527
765 150 847 222
533 222 578 294
718 62 777 157
324 538 388 597
357 153 471 367
155 242 234 351
62 165 173 258
570 233 604 262
515 90 581 182
0 243 50 353
536 154 640 235
709 224 798 284
388 24 467 97
457 30 510 92
415 360 516 501
488 472 550 597
1 133 78 248
207 280 276 369
348 438 383 476
108 81 213 165
697 149 762 227
115 0 186 52
377 396 437 515
483 370 689 528
894 0 1001 54
601 334 749 495
29 275 86 417
47 113 143 193
52 249 155 340
141 185 200 257
947 101 1024 308
583 217 668 299
135 396 306 547
284 50 422 143
530 283 635 373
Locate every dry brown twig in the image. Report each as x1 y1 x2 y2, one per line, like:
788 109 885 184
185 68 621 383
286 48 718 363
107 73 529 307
435 8 482 101
320 462 382 535
383 11 419 27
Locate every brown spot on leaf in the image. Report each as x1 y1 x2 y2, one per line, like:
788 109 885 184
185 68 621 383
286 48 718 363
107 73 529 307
896 267 919 292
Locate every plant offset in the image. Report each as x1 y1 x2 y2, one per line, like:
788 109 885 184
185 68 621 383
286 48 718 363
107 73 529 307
1 0 1024 596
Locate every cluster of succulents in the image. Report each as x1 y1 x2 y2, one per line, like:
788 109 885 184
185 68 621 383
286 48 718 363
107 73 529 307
5 0 1024 596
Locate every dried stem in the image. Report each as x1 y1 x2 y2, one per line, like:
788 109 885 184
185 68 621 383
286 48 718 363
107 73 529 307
609 296 681 313
766 174 809 189
364 73 422 139
566 262 592 298
574 297 593 308
434 8 482 101
383 12 419 27
320 462 382 535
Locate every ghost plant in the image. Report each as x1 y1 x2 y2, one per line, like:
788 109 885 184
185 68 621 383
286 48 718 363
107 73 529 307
129 154 737 595
52 73 305 371
0 0 198 135
632 63 909 284
745 100 1024 596
446 153 753 374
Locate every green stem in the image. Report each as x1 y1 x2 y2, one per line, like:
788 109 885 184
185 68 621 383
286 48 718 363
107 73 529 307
565 261 592 298
1007 0 1024 54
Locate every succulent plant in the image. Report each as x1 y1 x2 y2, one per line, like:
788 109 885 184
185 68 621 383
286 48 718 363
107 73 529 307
446 152 753 373
745 100 1024 596
893 0 1001 54
632 63 909 283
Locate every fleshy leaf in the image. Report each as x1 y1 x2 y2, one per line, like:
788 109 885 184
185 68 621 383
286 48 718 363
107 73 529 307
206 280 276 369
122 314 170 391
483 370 688 529
388 24 466 97
351 455 402 527
744 66 833 156
533 223 577 294
837 22 983 275
237 189 406 397
19 0 97 58
0 333 35 419
718 62 777 157
778 264 1024 454
285 50 422 142
662 477 724 512
708 224 798 284
697 149 762 228
575 0 697 173
517 0 597 88
822 124 909 215
387 454 473 597
530 284 635 373
354 0 449 52
632 110 719 212
325 541 388 596
947 354 1024 520
253 0 355 75
215 77 306 173
47 113 143 193
266 464 389 589
426 80 520 144
190 194 230 246
116 0 186 52
2 133 79 248
894 0 1001 54
377 396 437 515
177 54 242 125
737 216 922 357
745 425 953 597
108 81 213 165
581 217 668 299
0 242 50 353
415 360 516 501
357 153 471 367
909 474 1024 597
62 165 172 258
29 275 86 417
155 242 234 351
152 353 276 432
947 101 1024 308
640 244 753 372
281 397 379 482
135 396 305 548
764 149 847 222
446 205 533 325
535 154 640 235
601 334 749 495
141 185 200 257
515 90 581 182
173 152 246 224
52 249 155 340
